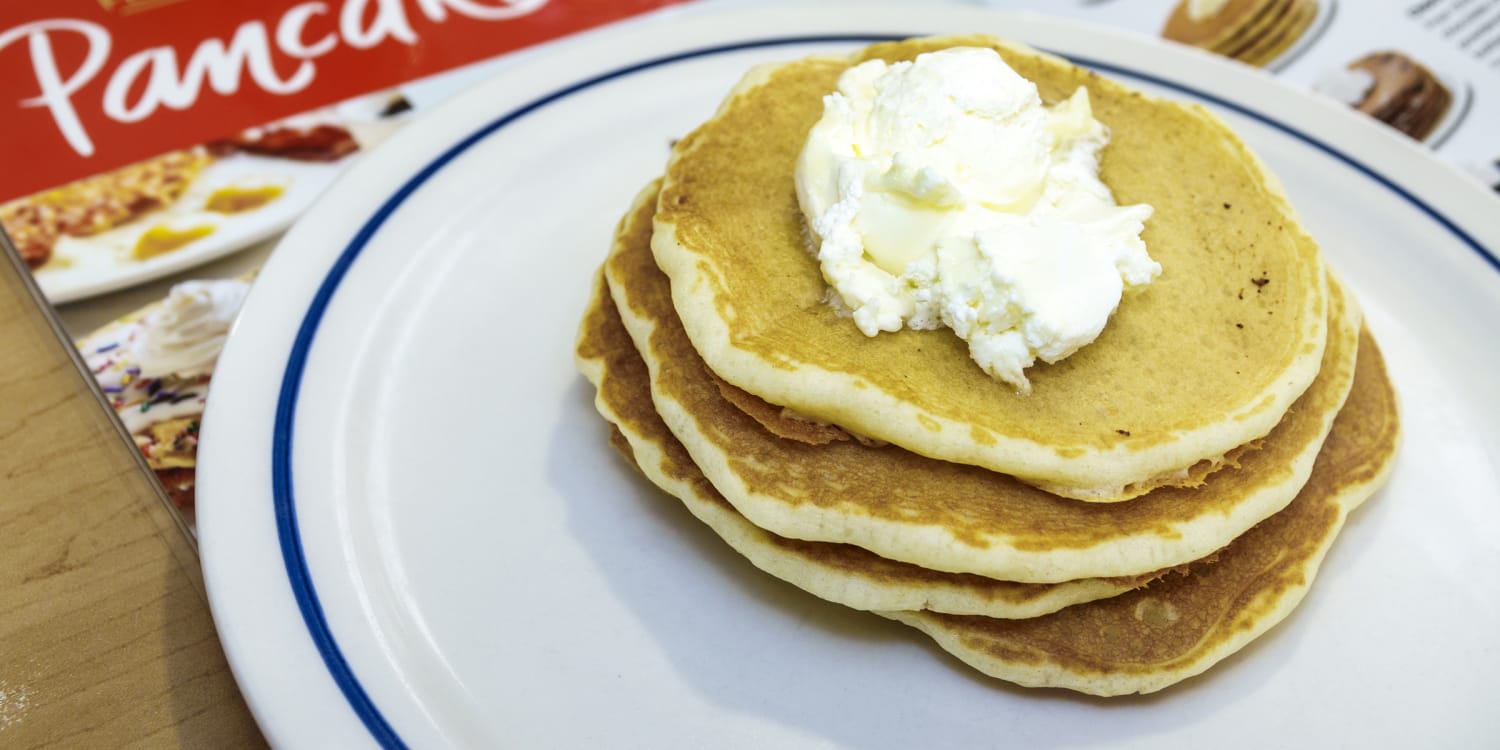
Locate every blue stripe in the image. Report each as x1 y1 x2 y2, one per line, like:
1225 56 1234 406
271 33 1498 748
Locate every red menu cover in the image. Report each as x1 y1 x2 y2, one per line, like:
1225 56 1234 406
0 0 693 203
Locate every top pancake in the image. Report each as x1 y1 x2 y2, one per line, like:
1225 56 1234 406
651 35 1328 499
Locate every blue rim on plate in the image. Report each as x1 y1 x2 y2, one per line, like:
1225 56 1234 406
269 34 1500 749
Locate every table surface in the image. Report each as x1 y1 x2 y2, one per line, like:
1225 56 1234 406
0 239 267 747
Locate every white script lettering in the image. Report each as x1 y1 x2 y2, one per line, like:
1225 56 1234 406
103 21 313 123
416 0 550 22
0 20 111 156
340 0 418 49
278 3 338 59
1 0 556 156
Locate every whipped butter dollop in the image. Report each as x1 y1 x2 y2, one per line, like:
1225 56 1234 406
1313 66 1377 106
1187 0 1233 21
129 279 251 378
795 47 1159 392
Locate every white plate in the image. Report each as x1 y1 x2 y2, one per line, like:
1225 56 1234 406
198 5 1500 748
33 154 345 304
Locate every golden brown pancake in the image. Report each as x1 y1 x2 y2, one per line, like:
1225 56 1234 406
1163 0 1277 49
884 331 1400 695
613 181 1358 584
1212 0 1296 56
709 371 854 446
577 264 1161 617
1232 0 1317 68
1164 0 1318 68
1207 0 1292 55
650 36 1329 501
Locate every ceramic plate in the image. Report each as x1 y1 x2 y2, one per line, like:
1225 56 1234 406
198 5 1500 748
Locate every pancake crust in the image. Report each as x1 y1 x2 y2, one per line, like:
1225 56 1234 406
650 36 1329 500
883 330 1400 695
1207 0 1291 55
1162 0 1279 48
1233 0 1317 67
1209 0 1290 53
614 182 1359 584
578 259 1158 617
710 371 853 446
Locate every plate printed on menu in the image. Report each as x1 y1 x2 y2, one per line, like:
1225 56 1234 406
6 92 411 304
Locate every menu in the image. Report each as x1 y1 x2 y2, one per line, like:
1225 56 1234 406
984 0 1499 185
0 0 695 304
0 0 694 527
1 0 1494 531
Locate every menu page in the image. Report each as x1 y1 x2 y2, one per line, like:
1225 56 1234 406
978 0 1500 188
0 0 696 530
0 0 697 306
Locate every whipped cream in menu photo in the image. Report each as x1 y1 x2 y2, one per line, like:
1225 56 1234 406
76 278 252 527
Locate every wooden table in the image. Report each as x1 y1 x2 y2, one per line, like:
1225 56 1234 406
0 240 266 746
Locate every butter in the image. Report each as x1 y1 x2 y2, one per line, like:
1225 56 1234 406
1314 66 1376 107
1187 0 1233 21
795 47 1159 392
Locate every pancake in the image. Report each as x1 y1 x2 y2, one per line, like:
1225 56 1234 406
1162 0 1281 49
650 36 1329 500
883 331 1400 695
1206 0 1293 56
577 262 1160 618
710 370 855 446
613 181 1360 584
1347 52 1453 141
1231 0 1317 68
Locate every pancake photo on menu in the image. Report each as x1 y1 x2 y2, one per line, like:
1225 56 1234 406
76 277 250 528
1160 0 1329 69
1314 51 1462 144
575 34 1401 695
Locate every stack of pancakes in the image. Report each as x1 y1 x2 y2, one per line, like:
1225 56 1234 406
575 36 1399 696
1345 51 1452 141
1161 0 1319 68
